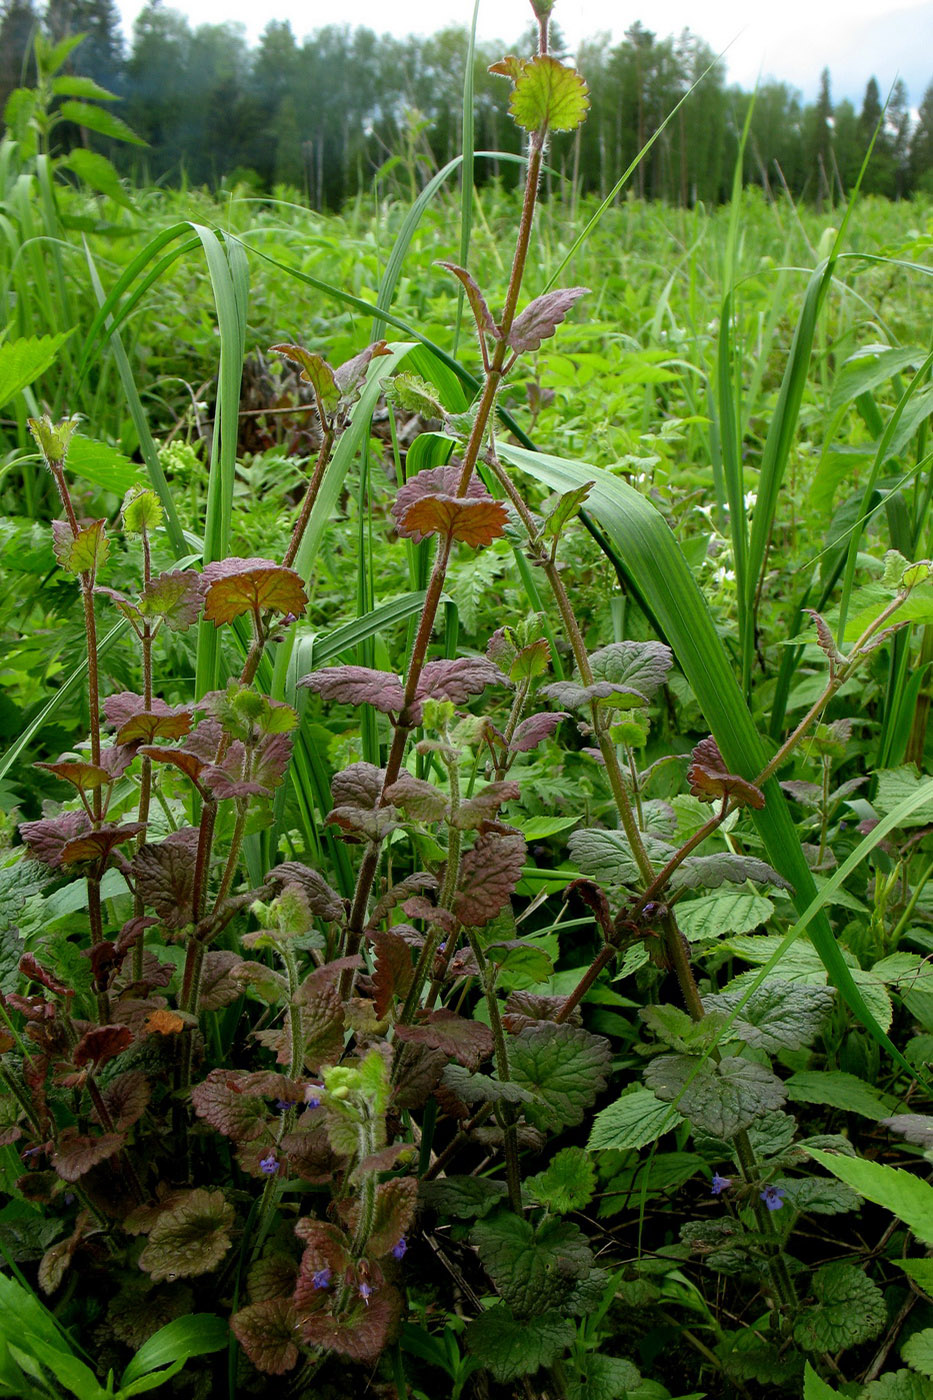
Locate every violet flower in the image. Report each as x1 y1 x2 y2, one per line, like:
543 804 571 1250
311 1268 332 1290
392 1236 407 1259
711 1173 732 1196
259 1153 279 1175
760 1185 785 1211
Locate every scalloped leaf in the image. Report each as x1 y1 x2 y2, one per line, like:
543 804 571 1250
270 343 340 411
298 1284 403 1362
231 1297 300 1375
542 482 594 541
644 1053 786 1137
687 736 765 810
386 371 445 418
435 261 498 336
51 517 108 575
52 1128 125 1182
671 851 792 892
466 1303 575 1381
333 340 392 396
268 862 345 922
137 1189 235 1282
115 705 192 745
395 1010 493 1069
509 1024 611 1130
454 831 526 926
191 1069 271 1142
793 1263 885 1352
72 1024 133 1069
364 1176 418 1259
399 492 508 547
300 665 405 712
133 829 198 929
202 557 307 626
526 1146 596 1213
36 759 111 794
588 640 673 702
420 1176 509 1219
702 982 835 1053
472 1210 592 1317
509 710 568 752
538 679 630 711
20 812 92 867
391 464 490 533
59 822 145 865
138 570 205 631
508 55 590 134
384 772 448 823
508 286 589 353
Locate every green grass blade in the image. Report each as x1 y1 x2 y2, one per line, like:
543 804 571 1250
452 0 480 355
498 441 907 1062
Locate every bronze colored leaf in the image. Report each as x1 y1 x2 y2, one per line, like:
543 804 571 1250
19 811 92 868
399 493 507 547
508 286 589 352
687 736 765 810
52 1128 125 1182
73 1023 133 1068
137 1188 235 1282
202 557 308 626
395 1010 493 1069
454 832 526 926
435 261 498 335
231 1297 300 1376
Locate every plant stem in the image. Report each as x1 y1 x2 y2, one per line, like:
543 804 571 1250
464 929 522 1214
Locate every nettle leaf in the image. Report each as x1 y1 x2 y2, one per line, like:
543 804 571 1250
508 286 589 353
270 343 340 411
702 981 835 1053
202 557 307 626
588 640 673 703
587 1088 683 1152
435 261 498 335
399 492 508 548
466 1303 575 1381
676 891 774 941
231 1297 300 1376
509 1024 611 1130
787 1070 895 1121
543 482 594 541
51 517 108 575
52 1128 125 1181
793 1263 886 1352
133 829 198 929
420 1176 509 1220
687 736 765 811
644 1054 786 1137
395 1011 494 1069
509 710 568 752
442 1064 535 1107
901 1329 933 1379
671 852 792 892
567 1354 642 1400
505 54 590 134
472 1210 593 1317
386 371 445 418
301 665 405 712
526 1147 596 1213
454 831 526 926
137 570 204 631
137 1189 235 1282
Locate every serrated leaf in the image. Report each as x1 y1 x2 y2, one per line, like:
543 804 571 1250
420 1176 509 1219
435 262 497 335
51 517 108 575
526 1147 596 1213
202 557 307 626
133 829 197 929
364 1176 418 1259
509 1023 611 1130
671 851 792 892
676 891 774 941
138 570 204 631
0 335 71 409
472 1211 593 1317
191 1070 272 1142
231 1298 299 1376
875 767 933 828
542 482 594 540
270 343 340 411
52 1129 125 1182
644 1054 786 1137
794 1263 885 1352
509 710 568 752
702 981 835 1052
805 609 846 667
399 492 508 547
509 55 590 134
567 1353 642 1400
567 827 672 886
395 1010 493 1069
588 1088 682 1152
508 286 589 352
385 371 445 417
687 736 765 810
466 1304 574 1381
63 148 131 207
538 679 629 711
807 1148 933 1245
137 1189 234 1282
58 100 145 144
786 1070 895 1120
442 1064 535 1107
588 640 674 702
862 1369 933 1398
454 831 526 926
780 1177 860 1216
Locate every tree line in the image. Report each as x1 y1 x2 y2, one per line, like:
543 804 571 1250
2 0 932 207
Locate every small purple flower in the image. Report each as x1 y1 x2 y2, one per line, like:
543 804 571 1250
311 1268 332 1290
274 1098 297 1113
259 1153 280 1175
304 1085 322 1108
760 1185 785 1211
359 1281 373 1304
306 1095 321 1109
391 1236 407 1260
438 942 447 954
711 1173 732 1196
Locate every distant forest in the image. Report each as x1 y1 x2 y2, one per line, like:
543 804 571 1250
2 0 933 206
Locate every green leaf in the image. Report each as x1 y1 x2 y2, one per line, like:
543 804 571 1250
786 1070 896 1121
0 334 72 409
509 1024 611 1130
804 1360 840 1398
875 767 933 829
58 100 146 145
63 148 132 207
702 981 834 1052
137 1190 235 1282
588 1089 682 1152
780 1177 860 1216
862 1370 933 1399
794 1263 886 1352
466 1304 574 1381
902 1331 933 1379
52 74 118 100
588 641 673 702
526 1147 596 1213
644 1053 786 1137
567 1353 642 1400
120 1314 228 1388
807 1148 933 1245
676 892 774 941
419 1177 508 1220
472 1211 593 1316
896 1259 933 1300
67 435 142 493
543 482 594 541
508 55 590 133
567 827 672 886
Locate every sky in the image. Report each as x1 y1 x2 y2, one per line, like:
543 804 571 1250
114 0 933 107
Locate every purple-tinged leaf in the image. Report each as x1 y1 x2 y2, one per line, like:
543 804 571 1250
201 557 307 626
369 871 438 926
51 517 108 575
687 736 765 811
19 951 70 996
385 772 448 824
115 706 192 745
138 745 207 786
35 759 111 793
137 1188 235 1281
503 991 582 1033
333 340 392 395
20 812 92 867
95 586 139 622
588 640 674 701
805 609 846 668
137 570 205 631
299 666 405 713
399 493 508 547
93 1071 150 1132
507 287 589 352
293 1220 351 1306
52 1128 124 1182
509 710 568 752
192 1069 274 1142
332 762 385 809
72 1024 133 1069
231 1298 300 1375
435 262 498 336
268 862 345 922
391 464 489 534
199 951 250 1011
538 679 627 711
451 781 520 831
360 1176 418 1259
371 932 415 1018
671 852 792 892
454 832 526 926
132 828 198 929
270 343 340 411
402 896 458 934
395 1010 494 1068
416 656 507 707
298 1285 403 1363
59 823 145 865
98 743 137 779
